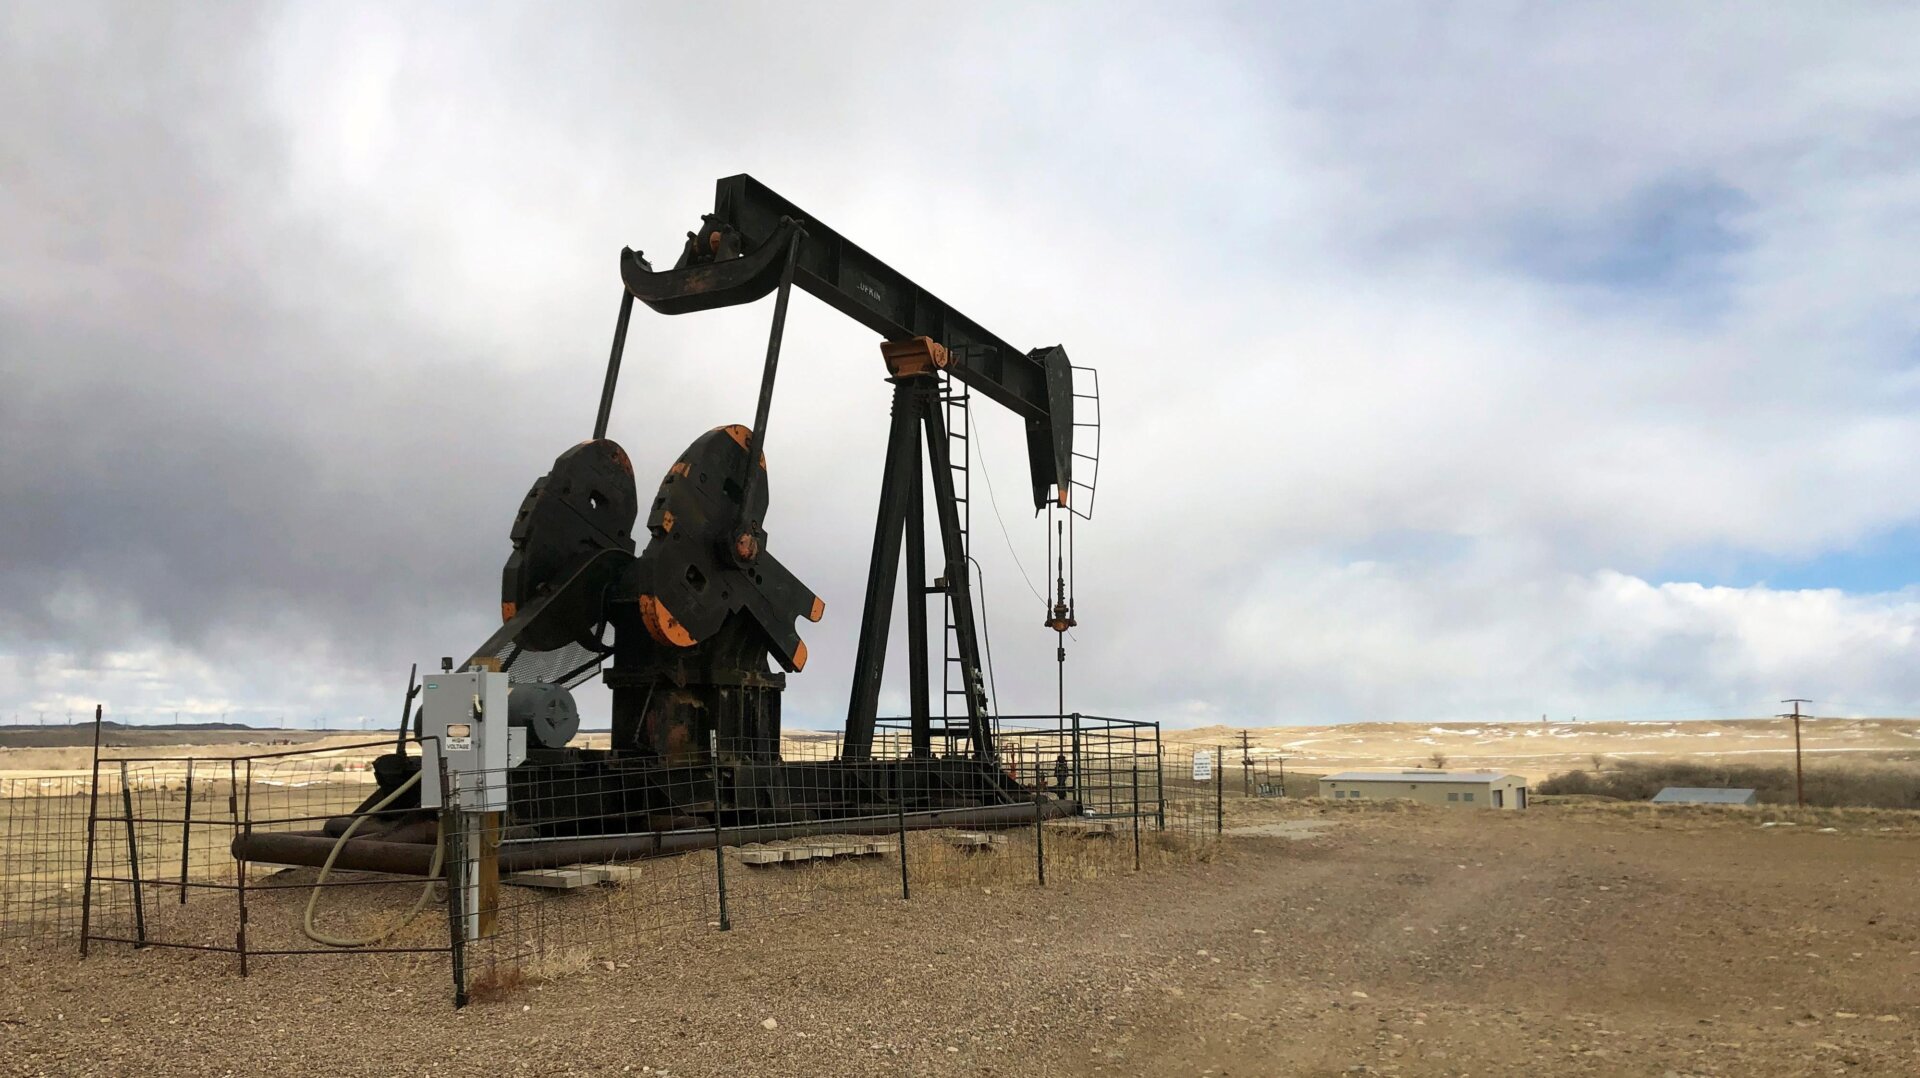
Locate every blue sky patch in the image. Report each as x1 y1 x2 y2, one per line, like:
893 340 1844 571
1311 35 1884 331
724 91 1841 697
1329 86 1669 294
1656 526 1920 594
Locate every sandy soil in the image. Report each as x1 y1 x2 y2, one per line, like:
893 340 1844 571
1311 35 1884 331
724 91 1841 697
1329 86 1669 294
3 800 1914 1076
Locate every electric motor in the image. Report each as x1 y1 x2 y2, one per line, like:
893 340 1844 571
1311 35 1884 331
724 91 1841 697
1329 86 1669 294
507 683 580 749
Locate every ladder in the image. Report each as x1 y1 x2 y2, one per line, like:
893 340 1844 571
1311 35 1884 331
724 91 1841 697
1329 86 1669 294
938 363 981 746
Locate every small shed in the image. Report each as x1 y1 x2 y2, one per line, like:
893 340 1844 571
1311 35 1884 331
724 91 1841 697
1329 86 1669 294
1318 769 1528 810
1651 787 1757 806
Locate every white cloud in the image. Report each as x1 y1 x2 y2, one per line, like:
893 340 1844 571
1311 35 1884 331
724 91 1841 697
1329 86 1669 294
5 3 1920 728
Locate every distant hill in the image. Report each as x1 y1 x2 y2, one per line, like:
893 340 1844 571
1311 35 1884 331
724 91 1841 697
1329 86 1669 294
1161 717 1920 781
0 721 343 750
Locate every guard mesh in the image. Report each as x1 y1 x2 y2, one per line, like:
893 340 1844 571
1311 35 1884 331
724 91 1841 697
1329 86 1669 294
493 639 604 688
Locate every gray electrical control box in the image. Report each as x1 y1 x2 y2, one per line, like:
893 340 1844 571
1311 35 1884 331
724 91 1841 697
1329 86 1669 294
418 669 523 813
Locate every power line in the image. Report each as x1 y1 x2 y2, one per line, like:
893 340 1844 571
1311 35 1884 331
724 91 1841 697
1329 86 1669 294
967 555 1001 713
966 403 1046 606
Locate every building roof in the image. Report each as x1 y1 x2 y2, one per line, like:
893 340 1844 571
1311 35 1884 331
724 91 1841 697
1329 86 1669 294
1320 769 1518 784
1651 786 1758 805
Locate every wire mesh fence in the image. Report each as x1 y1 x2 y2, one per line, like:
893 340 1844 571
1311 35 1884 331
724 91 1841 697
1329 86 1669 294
442 716 1220 1004
77 740 453 969
0 774 93 941
1 715 1255 1007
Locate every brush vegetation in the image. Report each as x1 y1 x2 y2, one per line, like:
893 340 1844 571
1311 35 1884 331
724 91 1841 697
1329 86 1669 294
1538 758 1920 809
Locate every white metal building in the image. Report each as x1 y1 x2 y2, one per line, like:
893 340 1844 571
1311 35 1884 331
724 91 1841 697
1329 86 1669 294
1318 769 1529 809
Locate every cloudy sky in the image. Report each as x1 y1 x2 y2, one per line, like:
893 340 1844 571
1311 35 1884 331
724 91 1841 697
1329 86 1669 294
5 3 1920 730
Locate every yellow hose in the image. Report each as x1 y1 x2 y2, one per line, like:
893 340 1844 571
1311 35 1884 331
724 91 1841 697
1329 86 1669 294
301 769 446 948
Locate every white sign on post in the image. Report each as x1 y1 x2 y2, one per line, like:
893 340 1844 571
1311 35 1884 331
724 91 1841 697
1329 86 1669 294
1191 750 1213 781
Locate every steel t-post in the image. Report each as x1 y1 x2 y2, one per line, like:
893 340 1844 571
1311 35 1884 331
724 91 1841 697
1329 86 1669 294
1070 712 1083 807
1131 765 1142 871
232 758 246 975
178 759 193 905
1154 723 1165 830
1215 748 1224 835
710 730 731 931
78 704 103 959
895 760 910 900
442 750 467 1008
1033 791 1046 887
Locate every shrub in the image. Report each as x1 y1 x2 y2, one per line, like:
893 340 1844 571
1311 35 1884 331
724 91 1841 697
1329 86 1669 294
1537 758 1920 809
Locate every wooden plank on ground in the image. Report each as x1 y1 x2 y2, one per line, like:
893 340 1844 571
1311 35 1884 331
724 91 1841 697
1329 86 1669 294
587 864 645 884
503 867 600 890
1059 819 1122 837
739 840 889 866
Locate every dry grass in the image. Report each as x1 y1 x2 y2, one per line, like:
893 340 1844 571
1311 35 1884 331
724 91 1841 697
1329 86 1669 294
463 962 528 1003
1538 758 1920 808
448 822 1220 1000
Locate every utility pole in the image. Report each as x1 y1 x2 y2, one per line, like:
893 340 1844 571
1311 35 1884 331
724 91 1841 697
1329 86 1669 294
1780 698 1811 807
1239 730 1252 798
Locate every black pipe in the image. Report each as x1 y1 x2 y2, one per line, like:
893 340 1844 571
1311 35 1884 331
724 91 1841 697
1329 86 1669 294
232 799 1079 877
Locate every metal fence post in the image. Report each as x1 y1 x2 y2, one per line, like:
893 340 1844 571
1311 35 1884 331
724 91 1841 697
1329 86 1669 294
895 760 910 900
1214 746 1224 835
1153 723 1165 831
178 759 194 904
1131 765 1141 871
1070 712 1083 806
710 731 731 931
118 761 147 948
77 706 105 958
1033 791 1045 887
442 754 468 1008
236 759 251 976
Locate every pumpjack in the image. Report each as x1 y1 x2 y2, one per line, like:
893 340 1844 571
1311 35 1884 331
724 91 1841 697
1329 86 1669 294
238 176 1097 874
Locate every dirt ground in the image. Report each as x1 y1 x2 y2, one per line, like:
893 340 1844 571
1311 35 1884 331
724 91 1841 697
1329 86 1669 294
3 800 1915 1077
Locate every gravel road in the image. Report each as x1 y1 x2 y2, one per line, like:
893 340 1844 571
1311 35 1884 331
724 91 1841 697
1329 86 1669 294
3 803 1915 1076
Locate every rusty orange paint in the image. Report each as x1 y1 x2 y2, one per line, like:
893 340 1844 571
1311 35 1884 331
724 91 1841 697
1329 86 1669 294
609 444 632 474
712 424 767 468
792 640 808 671
659 509 675 534
808 596 825 623
668 460 691 478
638 594 697 647
879 336 949 377
501 601 517 623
